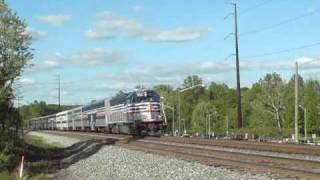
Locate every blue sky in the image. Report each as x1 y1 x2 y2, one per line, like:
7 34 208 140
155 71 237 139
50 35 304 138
8 0 320 105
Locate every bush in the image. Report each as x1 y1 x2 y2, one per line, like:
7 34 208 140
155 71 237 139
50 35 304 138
230 127 282 139
0 170 11 180
0 152 16 171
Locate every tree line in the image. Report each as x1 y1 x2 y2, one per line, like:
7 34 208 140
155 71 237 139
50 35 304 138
155 74 320 138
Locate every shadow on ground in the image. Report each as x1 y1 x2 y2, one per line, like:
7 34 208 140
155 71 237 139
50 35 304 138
23 138 117 176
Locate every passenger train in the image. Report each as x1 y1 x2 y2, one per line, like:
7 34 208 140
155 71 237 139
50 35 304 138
30 89 165 136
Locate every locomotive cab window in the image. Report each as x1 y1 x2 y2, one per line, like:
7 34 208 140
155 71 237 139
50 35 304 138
134 90 160 103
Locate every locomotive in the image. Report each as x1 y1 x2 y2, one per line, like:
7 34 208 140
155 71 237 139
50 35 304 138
31 89 165 136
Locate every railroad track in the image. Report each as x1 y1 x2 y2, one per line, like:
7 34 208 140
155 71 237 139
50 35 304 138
118 141 320 179
156 136 320 156
38 130 320 178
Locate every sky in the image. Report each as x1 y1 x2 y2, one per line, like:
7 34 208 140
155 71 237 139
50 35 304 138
7 0 320 105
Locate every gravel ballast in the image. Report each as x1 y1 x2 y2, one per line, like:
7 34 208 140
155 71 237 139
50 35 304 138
55 146 288 180
27 131 289 179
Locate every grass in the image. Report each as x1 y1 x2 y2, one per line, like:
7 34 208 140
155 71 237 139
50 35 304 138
22 134 64 180
0 134 65 180
24 134 63 149
1 133 70 180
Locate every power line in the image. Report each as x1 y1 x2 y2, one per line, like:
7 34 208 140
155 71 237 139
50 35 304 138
243 41 320 59
240 9 320 36
239 0 273 15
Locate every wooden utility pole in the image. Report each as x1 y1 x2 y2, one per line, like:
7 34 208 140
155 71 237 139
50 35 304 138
234 3 243 128
294 62 299 143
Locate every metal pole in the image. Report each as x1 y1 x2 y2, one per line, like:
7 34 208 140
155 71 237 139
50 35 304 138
295 62 299 143
178 92 181 136
205 112 207 136
226 116 229 136
172 108 175 136
161 103 167 124
183 118 186 134
304 108 307 140
209 114 211 138
234 3 243 128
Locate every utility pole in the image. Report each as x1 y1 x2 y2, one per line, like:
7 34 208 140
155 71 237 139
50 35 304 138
226 116 229 136
299 105 307 141
206 113 208 136
56 75 61 111
208 113 211 138
294 62 299 143
172 107 175 136
178 92 181 136
304 108 307 140
233 3 243 128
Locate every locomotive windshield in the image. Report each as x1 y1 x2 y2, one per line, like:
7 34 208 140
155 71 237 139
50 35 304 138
135 90 160 103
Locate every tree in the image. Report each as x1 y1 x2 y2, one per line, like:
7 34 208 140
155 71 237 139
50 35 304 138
302 80 320 134
180 75 205 132
0 0 32 133
0 0 33 172
191 101 216 134
252 73 285 133
182 75 202 88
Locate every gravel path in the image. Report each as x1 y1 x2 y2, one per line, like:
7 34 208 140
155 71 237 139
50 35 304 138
55 146 289 180
28 131 80 147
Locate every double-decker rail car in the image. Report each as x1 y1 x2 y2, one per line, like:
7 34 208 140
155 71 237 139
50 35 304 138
30 89 165 136
82 99 106 131
69 107 82 130
56 111 68 130
47 114 56 130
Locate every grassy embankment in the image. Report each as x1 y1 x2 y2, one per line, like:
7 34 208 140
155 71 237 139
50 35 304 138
0 133 62 180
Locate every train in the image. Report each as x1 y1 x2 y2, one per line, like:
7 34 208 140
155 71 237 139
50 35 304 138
30 89 166 136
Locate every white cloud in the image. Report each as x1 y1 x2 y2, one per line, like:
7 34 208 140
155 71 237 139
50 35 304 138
146 27 209 42
25 53 63 74
37 14 72 26
85 11 209 42
27 48 125 72
19 78 35 85
25 27 47 41
66 48 126 66
296 56 313 64
99 56 320 89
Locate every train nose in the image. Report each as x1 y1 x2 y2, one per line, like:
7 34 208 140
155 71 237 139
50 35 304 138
147 104 152 112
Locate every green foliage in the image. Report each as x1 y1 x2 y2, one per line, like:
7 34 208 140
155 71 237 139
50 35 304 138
0 0 33 175
155 73 320 139
302 80 320 134
191 101 216 133
0 170 14 180
20 100 78 126
24 134 62 149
